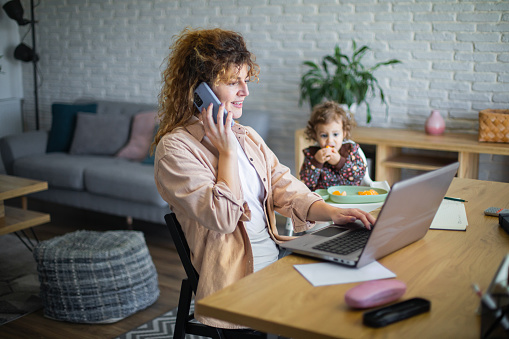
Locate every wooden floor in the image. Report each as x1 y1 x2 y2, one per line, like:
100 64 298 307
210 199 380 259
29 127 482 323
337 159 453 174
1 199 186 339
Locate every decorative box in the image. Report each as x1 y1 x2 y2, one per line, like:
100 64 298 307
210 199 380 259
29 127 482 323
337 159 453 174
478 109 509 143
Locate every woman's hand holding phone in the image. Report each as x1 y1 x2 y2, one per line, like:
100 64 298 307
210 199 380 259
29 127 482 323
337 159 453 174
201 102 236 156
201 102 240 192
196 81 239 191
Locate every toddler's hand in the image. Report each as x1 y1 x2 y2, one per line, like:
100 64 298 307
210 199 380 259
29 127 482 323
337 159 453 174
326 149 341 166
314 147 340 166
314 148 330 164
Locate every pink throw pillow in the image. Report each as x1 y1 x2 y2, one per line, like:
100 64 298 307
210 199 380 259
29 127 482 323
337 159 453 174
116 111 157 161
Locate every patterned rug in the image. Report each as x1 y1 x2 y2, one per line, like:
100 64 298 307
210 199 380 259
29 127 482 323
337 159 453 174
115 301 206 339
0 234 42 325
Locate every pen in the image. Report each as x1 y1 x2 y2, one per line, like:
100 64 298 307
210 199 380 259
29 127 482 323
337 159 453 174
472 283 484 315
444 197 467 203
472 283 483 298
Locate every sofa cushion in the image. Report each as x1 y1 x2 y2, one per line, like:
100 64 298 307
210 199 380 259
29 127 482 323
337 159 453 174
94 100 156 117
139 125 158 165
69 113 131 156
236 109 270 140
116 111 157 161
84 162 166 207
13 154 124 191
46 103 97 153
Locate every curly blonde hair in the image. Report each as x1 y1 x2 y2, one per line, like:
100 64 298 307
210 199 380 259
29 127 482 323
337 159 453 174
304 101 356 141
152 27 260 149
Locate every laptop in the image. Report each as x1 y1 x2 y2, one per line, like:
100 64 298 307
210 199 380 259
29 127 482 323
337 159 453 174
281 162 460 268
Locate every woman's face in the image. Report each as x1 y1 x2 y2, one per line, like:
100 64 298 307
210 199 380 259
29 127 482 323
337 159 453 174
211 64 250 120
314 120 344 151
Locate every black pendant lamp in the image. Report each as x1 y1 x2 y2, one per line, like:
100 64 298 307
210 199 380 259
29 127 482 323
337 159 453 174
2 0 40 130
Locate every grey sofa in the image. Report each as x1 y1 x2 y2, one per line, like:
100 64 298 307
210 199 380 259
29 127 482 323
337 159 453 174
0 100 168 224
0 99 269 225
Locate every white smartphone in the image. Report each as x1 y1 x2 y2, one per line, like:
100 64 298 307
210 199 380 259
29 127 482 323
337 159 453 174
193 82 231 126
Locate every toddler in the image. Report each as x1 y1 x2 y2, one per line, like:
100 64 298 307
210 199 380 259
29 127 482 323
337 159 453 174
299 101 367 191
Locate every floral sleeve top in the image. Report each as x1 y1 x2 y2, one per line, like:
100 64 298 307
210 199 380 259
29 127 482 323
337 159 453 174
299 141 367 190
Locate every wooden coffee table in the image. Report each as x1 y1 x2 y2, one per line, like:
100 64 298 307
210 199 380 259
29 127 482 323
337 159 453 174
0 174 50 236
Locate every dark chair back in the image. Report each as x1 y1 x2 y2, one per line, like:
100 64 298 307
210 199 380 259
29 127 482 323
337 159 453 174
165 213 199 294
165 213 226 339
164 213 270 339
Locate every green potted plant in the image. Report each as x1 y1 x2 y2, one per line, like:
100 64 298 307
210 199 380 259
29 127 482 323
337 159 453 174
299 41 401 123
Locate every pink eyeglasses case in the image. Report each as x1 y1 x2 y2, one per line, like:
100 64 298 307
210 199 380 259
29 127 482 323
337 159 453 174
345 279 407 309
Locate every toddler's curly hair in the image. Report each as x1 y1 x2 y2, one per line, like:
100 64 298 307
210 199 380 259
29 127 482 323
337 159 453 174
304 101 356 142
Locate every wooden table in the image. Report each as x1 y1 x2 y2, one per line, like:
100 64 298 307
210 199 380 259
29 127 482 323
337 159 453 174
295 127 509 185
0 174 50 236
196 178 509 338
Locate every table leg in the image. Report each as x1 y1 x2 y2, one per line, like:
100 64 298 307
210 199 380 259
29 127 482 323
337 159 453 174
458 152 479 179
14 230 36 252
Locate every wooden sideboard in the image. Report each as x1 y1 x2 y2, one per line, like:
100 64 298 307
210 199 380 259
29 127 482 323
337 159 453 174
295 127 509 185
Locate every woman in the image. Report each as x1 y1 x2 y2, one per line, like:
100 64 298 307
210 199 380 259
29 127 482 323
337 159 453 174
153 27 375 329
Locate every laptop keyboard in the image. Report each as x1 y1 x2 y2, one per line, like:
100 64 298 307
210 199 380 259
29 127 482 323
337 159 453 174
313 228 371 255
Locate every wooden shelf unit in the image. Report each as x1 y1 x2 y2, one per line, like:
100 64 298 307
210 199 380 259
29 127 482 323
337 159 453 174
295 127 509 185
354 127 509 185
383 153 456 171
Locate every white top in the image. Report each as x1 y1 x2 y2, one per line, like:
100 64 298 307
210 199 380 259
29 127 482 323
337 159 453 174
236 139 279 272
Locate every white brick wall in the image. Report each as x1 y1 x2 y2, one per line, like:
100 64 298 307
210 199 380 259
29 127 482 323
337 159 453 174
16 0 509 181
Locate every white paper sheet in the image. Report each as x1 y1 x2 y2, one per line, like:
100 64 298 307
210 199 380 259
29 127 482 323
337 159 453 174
294 261 396 287
430 199 468 231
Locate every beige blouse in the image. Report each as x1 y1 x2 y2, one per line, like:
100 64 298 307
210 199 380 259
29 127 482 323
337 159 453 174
154 116 321 328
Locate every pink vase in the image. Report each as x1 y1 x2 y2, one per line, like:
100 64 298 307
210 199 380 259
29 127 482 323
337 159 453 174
425 110 445 135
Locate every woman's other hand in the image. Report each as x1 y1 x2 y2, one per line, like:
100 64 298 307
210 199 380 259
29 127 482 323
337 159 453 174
307 201 376 230
330 207 375 230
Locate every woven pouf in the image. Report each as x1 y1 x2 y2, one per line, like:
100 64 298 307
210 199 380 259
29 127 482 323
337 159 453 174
33 230 159 323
